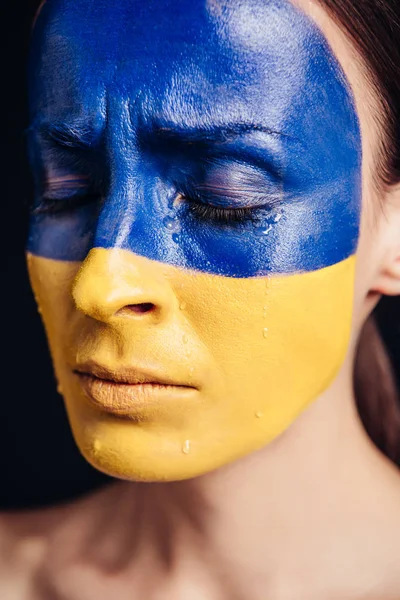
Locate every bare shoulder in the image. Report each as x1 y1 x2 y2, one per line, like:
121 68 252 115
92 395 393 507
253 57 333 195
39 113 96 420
0 482 132 600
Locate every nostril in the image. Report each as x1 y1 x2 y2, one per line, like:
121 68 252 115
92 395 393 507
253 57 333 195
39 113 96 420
117 302 156 317
131 302 155 314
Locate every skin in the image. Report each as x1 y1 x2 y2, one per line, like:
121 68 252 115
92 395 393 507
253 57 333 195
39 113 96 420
2 0 400 598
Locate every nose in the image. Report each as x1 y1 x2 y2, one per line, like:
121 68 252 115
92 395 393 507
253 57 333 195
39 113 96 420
72 248 175 324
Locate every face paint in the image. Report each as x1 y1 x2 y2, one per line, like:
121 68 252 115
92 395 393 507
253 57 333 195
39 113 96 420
27 0 361 481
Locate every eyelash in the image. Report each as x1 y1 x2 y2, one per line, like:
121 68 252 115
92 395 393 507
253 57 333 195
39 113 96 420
32 189 268 226
31 192 100 215
186 197 257 224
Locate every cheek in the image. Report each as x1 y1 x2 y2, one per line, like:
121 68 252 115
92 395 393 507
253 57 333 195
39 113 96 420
27 253 81 367
176 255 356 438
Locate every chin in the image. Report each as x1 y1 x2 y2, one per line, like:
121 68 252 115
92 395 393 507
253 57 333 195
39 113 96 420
70 422 227 482
63 394 307 483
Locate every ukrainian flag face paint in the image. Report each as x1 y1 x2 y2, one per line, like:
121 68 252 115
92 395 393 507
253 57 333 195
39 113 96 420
27 0 361 481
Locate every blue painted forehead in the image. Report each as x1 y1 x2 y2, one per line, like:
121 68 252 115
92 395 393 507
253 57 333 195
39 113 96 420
30 0 357 135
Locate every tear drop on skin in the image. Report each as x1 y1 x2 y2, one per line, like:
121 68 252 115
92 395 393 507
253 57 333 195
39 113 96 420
57 384 63 396
254 224 273 237
263 328 269 338
179 301 187 311
172 233 180 244
182 440 191 455
163 216 181 232
255 412 264 419
93 439 102 453
189 367 195 376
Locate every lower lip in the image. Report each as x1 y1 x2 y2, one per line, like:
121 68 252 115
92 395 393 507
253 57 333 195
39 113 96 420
76 373 196 416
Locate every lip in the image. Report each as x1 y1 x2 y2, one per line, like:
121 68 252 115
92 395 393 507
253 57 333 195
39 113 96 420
73 362 198 416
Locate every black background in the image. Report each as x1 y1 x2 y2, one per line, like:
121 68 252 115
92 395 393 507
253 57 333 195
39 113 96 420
2 0 109 510
1 1 399 510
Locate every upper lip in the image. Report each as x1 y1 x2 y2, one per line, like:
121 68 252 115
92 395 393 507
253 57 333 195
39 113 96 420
73 361 195 388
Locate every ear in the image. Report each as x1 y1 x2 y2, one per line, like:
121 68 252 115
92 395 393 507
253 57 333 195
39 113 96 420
371 184 400 297
377 254 400 296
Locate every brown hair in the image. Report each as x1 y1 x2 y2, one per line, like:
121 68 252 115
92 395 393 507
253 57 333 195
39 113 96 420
316 0 400 463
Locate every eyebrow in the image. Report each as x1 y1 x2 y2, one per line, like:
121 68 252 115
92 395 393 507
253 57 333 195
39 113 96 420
148 122 296 144
27 118 297 151
27 120 100 149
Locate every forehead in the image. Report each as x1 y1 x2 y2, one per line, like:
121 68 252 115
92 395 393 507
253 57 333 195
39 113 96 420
30 0 353 135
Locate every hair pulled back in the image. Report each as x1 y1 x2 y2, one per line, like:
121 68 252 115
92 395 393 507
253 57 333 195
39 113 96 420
316 0 400 463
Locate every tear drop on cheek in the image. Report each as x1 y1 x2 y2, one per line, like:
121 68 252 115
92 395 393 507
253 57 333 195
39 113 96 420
263 328 269 339
179 301 187 311
93 439 102 454
163 216 181 233
57 384 63 396
182 440 191 455
255 412 264 419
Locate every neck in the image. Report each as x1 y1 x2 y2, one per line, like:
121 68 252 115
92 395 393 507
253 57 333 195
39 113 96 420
73 361 399 599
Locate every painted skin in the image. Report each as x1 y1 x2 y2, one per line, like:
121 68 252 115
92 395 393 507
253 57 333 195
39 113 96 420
27 0 361 481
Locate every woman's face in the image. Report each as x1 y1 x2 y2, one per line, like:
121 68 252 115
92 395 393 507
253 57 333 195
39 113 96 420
27 0 378 481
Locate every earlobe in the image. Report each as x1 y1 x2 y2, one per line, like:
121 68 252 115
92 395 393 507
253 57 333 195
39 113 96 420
370 185 400 296
371 185 400 297
376 255 400 296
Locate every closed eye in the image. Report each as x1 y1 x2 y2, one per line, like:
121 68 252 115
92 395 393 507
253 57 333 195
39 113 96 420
31 192 101 215
175 158 283 224
31 174 102 215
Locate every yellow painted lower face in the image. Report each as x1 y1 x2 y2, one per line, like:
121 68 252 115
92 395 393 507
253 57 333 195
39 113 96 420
28 249 355 481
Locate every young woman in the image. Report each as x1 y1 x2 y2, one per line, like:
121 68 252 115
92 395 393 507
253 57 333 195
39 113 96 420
2 0 400 598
